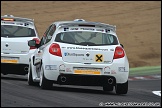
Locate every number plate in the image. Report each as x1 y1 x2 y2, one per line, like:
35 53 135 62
1 57 19 63
74 68 101 75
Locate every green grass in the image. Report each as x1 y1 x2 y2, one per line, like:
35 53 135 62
129 66 161 76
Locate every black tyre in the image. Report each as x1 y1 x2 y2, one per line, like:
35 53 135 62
103 85 113 91
39 66 53 90
115 81 128 94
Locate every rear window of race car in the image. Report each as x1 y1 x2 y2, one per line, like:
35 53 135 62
55 31 119 46
1 25 36 38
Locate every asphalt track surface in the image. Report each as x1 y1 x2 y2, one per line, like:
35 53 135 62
1 74 161 107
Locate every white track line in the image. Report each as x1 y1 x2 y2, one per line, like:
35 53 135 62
152 91 161 97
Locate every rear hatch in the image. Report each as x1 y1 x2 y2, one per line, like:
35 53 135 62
1 37 35 54
55 21 119 64
60 43 116 64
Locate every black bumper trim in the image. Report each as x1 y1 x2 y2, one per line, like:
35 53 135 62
1 63 29 75
57 74 116 86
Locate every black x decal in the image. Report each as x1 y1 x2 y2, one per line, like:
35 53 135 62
96 54 103 62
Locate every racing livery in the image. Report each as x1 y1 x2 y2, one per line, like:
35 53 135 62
1 15 39 75
28 19 129 94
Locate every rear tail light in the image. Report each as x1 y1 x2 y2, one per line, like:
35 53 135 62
30 46 37 50
29 38 40 50
49 43 62 57
113 46 125 59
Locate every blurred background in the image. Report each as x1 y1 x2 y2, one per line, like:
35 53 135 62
1 1 161 68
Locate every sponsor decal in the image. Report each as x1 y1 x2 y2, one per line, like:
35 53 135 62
21 51 28 54
95 54 103 62
70 28 79 30
110 49 114 51
83 58 93 60
104 72 110 74
118 67 128 72
59 64 65 72
16 22 24 26
111 70 116 74
66 68 72 72
67 47 108 51
64 52 84 56
61 47 66 49
104 61 112 63
104 66 110 74
96 29 104 32
45 65 57 70
2 22 15 24
80 28 95 31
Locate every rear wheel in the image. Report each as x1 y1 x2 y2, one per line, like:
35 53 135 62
39 66 53 89
115 81 128 94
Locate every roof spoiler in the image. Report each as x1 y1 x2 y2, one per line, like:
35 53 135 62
1 15 34 23
58 20 116 32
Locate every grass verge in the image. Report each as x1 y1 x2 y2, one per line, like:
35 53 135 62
129 66 161 76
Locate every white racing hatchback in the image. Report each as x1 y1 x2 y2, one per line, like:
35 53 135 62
28 19 129 94
1 15 39 75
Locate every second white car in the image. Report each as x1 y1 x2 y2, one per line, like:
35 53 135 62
1 15 39 75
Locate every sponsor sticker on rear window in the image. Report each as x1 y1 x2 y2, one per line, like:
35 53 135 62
67 47 108 51
64 52 84 56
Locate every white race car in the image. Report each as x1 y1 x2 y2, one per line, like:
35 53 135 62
1 15 39 75
28 19 129 94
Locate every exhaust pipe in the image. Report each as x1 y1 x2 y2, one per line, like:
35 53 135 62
24 67 29 71
108 78 113 84
60 76 66 83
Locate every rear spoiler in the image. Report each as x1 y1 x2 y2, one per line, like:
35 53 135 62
57 21 116 32
1 15 34 23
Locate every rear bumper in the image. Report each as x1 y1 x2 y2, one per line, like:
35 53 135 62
56 74 116 86
43 54 129 84
1 63 29 75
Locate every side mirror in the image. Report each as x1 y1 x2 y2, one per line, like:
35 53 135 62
120 44 124 48
28 38 40 49
28 40 36 47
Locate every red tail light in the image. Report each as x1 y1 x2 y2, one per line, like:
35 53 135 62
49 43 62 57
29 38 40 50
30 46 36 50
113 46 125 59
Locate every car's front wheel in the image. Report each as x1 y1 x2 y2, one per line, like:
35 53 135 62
39 66 53 89
115 81 128 94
